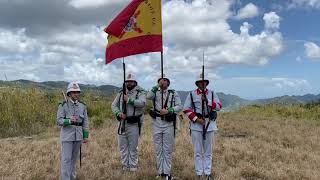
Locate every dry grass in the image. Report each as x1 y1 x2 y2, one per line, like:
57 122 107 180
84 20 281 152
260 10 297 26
1 108 320 180
0 87 114 138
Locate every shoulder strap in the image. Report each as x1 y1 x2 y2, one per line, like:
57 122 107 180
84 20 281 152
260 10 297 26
207 91 214 114
118 92 123 112
170 93 175 107
210 91 214 112
78 100 86 106
59 101 66 107
204 90 211 115
133 90 140 116
190 92 196 112
212 91 214 104
153 91 156 112
118 91 123 109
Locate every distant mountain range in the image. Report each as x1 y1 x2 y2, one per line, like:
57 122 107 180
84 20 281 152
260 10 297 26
249 94 320 106
0 79 119 96
1 80 319 110
177 91 250 111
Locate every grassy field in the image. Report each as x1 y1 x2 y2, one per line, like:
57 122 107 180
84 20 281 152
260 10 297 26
0 87 115 138
0 88 320 179
0 109 319 179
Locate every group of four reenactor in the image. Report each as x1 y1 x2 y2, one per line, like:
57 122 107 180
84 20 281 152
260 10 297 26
57 73 222 180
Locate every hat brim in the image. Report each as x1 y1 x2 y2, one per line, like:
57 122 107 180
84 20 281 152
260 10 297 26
158 78 170 85
125 80 137 83
158 78 170 82
195 80 209 86
67 88 81 92
67 90 81 96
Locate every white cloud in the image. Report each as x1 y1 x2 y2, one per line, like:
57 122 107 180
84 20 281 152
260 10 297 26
263 12 280 30
68 0 127 9
0 28 38 54
304 42 320 60
214 77 312 99
161 0 283 71
0 0 288 98
289 0 320 9
0 25 111 84
234 3 259 20
162 12 283 71
163 0 233 47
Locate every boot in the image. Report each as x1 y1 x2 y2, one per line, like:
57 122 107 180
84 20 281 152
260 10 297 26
165 175 173 180
206 174 213 180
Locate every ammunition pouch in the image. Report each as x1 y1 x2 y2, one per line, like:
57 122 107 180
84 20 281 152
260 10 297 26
209 111 217 120
149 109 157 119
164 113 177 122
125 114 142 124
71 122 83 126
196 111 217 121
149 110 176 122
196 113 209 119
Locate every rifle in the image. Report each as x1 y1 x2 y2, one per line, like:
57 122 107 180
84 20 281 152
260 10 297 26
201 52 215 140
202 52 208 140
61 91 68 106
118 59 127 135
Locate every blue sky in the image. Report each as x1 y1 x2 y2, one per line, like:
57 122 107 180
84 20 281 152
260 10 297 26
212 0 320 99
0 0 319 99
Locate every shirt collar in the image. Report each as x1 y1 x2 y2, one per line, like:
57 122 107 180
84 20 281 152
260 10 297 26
127 86 137 93
196 88 208 95
69 98 78 104
159 87 168 93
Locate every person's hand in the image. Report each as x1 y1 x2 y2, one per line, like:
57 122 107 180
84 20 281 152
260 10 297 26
196 118 205 125
160 108 169 115
71 116 77 122
120 113 127 120
123 94 128 102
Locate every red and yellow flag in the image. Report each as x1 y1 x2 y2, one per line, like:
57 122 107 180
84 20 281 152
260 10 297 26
104 0 163 64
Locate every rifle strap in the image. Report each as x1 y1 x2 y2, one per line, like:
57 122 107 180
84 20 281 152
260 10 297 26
170 93 175 108
171 93 176 137
163 91 171 109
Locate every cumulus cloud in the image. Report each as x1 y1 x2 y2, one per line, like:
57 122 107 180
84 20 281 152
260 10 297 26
0 28 38 54
163 0 233 47
0 0 125 36
0 0 287 97
304 42 320 60
234 3 259 20
263 12 280 30
162 6 283 71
